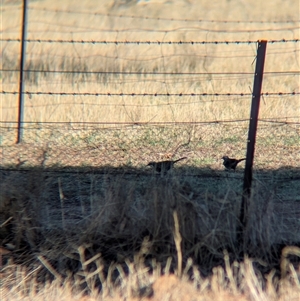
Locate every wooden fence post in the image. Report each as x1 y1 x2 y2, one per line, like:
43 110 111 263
17 0 28 143
239 40 267 243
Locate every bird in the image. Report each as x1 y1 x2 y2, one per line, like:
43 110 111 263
222 156 246 171
147 157 187 174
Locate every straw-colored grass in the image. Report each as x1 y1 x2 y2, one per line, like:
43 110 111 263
1 254 300 301
1 167 300 300
1 1 299 300
1 0 299 127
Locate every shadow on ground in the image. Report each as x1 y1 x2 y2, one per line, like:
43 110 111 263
0 164 299 279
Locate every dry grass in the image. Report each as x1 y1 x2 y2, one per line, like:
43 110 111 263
1 0 299 126
1 0 300 300
0 167 299 300
1 122 299 171
1 255 300 301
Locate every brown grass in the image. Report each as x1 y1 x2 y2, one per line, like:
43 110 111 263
1 0 299 125
0 166 299 300
1 0 300 300
1 263 300 301
1 244 300 300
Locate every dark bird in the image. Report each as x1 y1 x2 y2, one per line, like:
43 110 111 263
222 156 246 171
147 157 187 174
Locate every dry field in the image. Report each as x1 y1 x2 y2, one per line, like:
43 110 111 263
1 0 299 126
1 0 300 300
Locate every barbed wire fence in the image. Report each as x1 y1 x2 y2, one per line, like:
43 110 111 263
1 1 299 179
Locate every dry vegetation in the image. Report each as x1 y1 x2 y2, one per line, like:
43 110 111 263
1 0 300 300
0 169 300 300
1 0 299 126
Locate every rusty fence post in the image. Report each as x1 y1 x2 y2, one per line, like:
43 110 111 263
239 40 267 247
17 0 28 143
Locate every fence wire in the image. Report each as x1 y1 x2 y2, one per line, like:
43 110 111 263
1 121 299 176
2 38 300 44
1 2 299 179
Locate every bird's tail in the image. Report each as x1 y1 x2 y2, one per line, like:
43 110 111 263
238 158 246 163
174 157 187 163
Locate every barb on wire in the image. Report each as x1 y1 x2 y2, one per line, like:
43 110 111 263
1 91 299 97
1 38 299 44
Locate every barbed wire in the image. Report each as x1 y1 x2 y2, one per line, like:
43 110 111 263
1 38 299 45
27 7 300 25
1 96 297 108
1 91 299 97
